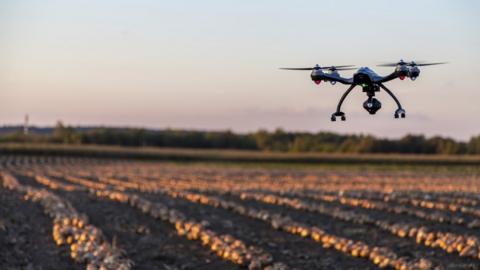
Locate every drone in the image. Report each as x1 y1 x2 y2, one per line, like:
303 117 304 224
281 60 446 121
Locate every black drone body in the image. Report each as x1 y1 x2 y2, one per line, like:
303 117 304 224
281 60 445 121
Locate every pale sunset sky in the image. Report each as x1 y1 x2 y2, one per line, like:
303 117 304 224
1 1 479 140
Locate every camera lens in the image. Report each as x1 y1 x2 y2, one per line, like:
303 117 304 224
363 97 381 114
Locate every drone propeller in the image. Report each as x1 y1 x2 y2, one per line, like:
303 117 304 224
321 65 355 70
321 65 357 72
279 67 316 70
408 61 447 67
377 60 408 67
378 60 447 67
326 67 357 71
280 64 355 71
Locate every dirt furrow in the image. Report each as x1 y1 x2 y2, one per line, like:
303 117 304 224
42 172 375 269
219 192 480 269
275 191 480 238
14 173 240 270
138 191 373 270
0 185 80 270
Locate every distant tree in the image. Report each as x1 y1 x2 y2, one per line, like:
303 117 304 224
338 138 360 153
427 136 462 155
357 135 376 153
397 134 429 153
468 135 480 154
270 129 294 151
0 130 26 143
52 121 81 144
1 123 477 155
291 135 316 152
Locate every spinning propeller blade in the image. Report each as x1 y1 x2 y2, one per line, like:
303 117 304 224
377 60 408 67
411 62 448 67
332 67 357 71
377 63 401 67
279 67 315 70
320 65 355 70
280 65 355 71
378 60 447 67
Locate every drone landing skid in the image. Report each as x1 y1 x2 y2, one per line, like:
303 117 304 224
331 112 346 122
395 108 406 119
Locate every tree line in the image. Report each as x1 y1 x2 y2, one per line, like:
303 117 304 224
2 122 480 154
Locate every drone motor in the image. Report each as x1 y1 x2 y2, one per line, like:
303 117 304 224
395 62 409 80
409 66 420 81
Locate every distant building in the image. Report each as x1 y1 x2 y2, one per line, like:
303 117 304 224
23 114 29 135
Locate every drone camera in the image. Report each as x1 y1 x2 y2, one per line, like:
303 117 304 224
363 97 382 114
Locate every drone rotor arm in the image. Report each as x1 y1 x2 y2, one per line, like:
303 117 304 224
320 73 354 85
374 71 400 83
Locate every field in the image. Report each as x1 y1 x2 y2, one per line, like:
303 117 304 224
2 143 480 166
1 154 480 270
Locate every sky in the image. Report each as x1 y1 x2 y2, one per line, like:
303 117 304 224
1 0 479 140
